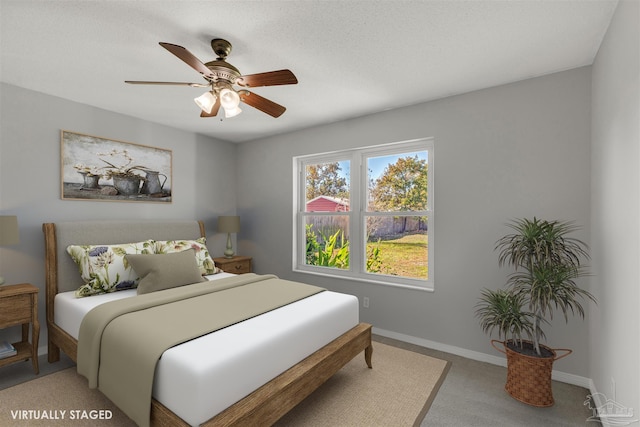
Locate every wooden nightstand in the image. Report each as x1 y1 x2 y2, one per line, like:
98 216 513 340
0 283 39 374
213 256 252 274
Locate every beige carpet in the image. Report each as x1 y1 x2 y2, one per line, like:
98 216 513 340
0 343 449 427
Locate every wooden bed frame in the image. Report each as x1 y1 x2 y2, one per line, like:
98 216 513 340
43 220 372 427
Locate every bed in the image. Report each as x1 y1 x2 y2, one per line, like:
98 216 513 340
43 220 372 427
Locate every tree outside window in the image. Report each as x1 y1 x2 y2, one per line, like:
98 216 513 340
365 153 428 279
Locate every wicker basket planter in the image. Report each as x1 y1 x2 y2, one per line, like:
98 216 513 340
492 340 572 407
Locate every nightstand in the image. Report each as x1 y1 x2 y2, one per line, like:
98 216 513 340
0 283 39 374
213 256 252 274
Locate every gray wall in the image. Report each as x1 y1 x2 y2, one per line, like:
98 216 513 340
590 0 640 414
0 83 238 348
236 67 593 377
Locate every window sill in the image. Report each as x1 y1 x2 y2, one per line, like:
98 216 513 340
293 267 434 292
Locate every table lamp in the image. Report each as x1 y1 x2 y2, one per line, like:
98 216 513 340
218 216 240 258
0 215 20 286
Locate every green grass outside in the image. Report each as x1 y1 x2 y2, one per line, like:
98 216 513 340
367 232 428 278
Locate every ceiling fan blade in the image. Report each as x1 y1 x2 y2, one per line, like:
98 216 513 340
239 90 286 118
200 98 221 118
125 81 210 88
159 42 213 78
236 69 298 88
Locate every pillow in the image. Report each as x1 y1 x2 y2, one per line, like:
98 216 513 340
126 249 206 295
67 240 153 297
149 237 217 275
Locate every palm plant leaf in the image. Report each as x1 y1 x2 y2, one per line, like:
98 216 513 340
475 289 537 346
510 265 595 321
496 218 589 270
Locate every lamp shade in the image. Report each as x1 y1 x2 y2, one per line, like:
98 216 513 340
194 91 217 114
224 106 242 118
219 88 242 118
219 88 240 109
218 216 240 233
0 216 19 246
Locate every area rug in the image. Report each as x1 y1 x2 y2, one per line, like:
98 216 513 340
0 342 449 427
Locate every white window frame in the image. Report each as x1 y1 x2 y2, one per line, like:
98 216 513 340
293 138 434 291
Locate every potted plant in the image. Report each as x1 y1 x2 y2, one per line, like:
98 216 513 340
97 149 151 195
475 217 596 407
73 164 102 189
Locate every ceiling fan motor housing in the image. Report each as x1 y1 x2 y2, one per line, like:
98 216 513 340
211 38 232 59
204 59 241 84
203 39 241 84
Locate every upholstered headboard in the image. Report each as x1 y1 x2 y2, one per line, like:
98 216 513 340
43 220 206 295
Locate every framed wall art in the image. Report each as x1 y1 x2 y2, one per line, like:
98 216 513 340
61 130 172 203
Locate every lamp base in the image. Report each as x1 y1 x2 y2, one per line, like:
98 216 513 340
224 233 235 258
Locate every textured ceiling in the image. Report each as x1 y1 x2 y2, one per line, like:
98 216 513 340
0 0 618 143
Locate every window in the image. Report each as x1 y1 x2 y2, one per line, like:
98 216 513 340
294 138 433 290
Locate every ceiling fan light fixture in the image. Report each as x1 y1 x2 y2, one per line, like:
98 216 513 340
224 106 242 118
219 87 242 118
220 88 241 109
194 90 217 114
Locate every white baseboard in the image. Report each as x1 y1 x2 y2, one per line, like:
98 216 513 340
373 327 592 389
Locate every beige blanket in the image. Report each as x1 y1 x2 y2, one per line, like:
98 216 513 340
77 273 325 427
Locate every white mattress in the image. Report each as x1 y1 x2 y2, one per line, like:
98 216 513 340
54 273 236 340
54 274 359 426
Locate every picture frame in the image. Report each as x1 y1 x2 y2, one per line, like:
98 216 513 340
61 130 172 203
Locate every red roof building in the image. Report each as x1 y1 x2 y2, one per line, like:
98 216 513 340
306 196 350 212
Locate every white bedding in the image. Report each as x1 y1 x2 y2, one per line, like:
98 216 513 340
55 274 359 426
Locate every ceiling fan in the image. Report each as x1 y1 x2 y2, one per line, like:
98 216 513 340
125 39 298 118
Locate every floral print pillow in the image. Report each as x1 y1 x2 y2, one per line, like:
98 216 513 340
149 237 217 275
67 240 153 297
